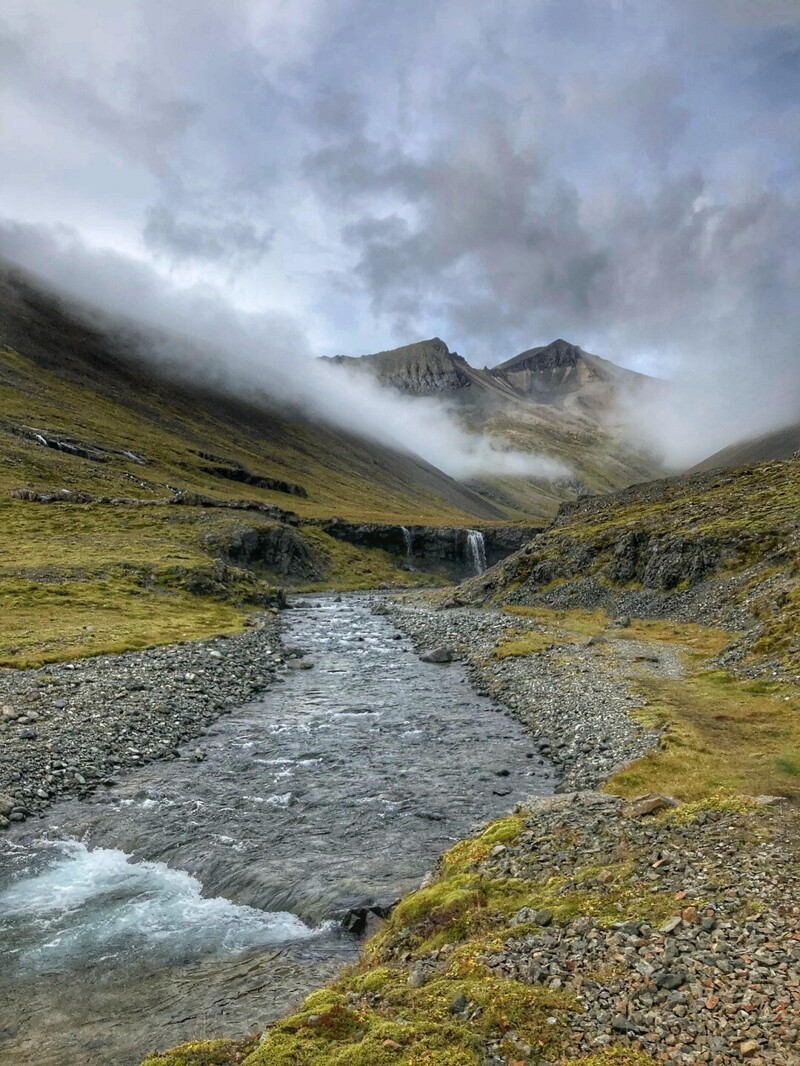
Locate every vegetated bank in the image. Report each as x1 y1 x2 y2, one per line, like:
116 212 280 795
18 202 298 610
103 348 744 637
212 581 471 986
0 263 542 670
140 457 800 1066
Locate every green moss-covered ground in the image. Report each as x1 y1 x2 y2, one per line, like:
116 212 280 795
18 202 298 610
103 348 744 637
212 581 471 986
461 457 800 674
0 335 484 663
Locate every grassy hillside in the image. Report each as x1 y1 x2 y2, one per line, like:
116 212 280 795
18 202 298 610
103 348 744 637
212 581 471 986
453 457 800 676
470 403 663 520
0 267 506 665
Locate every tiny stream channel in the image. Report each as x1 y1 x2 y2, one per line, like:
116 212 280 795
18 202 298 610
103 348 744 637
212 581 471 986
0 595 555 1065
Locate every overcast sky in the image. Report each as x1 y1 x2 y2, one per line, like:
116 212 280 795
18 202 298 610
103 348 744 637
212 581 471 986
1 1 799 458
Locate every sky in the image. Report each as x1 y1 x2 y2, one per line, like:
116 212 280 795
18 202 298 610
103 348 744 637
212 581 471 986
0 0 799 465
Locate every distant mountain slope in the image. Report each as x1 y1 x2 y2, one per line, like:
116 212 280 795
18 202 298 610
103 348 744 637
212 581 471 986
326 336 664 518
0 267 500 524
690 422 800 472
491 338 653 419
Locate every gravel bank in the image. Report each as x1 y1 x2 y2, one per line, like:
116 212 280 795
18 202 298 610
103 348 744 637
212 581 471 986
365 600 800 1065
0 612 284 829
384 600 670 791
480 792 800 1065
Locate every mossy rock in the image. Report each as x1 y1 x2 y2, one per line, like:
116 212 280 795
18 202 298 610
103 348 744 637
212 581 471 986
140 1037 257 1066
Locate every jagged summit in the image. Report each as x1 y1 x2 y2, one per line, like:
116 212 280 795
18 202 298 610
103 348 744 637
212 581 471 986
325 337 475 395
330 335 653 415
490 338 652 413
494 338 583 373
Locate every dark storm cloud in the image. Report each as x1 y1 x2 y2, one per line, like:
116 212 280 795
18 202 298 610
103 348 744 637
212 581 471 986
143 206 274 268
0 0 799 465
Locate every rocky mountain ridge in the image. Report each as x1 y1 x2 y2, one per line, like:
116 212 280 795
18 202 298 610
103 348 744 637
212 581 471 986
326 335 665 519
325 335 653 417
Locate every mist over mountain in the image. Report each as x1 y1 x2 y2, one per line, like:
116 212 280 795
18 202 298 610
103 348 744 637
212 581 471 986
0 231 562 485
1 0 798 468
324 335 664 517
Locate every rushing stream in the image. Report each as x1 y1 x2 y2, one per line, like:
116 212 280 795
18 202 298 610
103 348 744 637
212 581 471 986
0 595 554 1065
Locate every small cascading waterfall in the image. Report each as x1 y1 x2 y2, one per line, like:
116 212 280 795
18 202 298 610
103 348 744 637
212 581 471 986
466 530 487 575
400 526 413 559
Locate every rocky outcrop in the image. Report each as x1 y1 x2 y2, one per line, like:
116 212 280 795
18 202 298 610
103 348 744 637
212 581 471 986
206 523 326 579
318 520 544 576
199 463 307 497
323 338 476 395
10 486 301 525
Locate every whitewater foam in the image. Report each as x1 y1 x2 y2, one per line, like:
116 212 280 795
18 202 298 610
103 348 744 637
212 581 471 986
0 841 318 972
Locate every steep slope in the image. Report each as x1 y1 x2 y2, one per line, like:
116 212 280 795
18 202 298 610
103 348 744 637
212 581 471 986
452 455 800 676
691 421 800 471
327 336 665 519
0 265 511 666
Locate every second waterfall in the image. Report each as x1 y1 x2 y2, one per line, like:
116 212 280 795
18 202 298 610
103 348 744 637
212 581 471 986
466 529 487 574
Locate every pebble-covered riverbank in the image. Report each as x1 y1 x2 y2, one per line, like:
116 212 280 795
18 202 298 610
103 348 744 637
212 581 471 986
346 600 799 1066
0 613 284 828
384 600 671 791
480 793 800 1065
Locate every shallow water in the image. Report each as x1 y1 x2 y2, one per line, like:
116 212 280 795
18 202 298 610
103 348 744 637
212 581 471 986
0 595 554 1065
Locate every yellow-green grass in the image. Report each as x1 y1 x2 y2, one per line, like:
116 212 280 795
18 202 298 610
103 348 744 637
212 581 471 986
0 345 481 525
493 628 562 658
496 605 800 805
140 1038 258 1066
544 459 800 544
0 576 247 668
0 506 442 665
0 337 502 663
606 671 800 804
500 606 732 659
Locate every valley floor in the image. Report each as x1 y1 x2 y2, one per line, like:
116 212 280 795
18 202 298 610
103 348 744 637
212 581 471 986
140 598 800 1066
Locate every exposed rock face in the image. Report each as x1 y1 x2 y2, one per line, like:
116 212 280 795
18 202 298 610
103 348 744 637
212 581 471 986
327 335 654 414
206 523 326 579
318 520 543 576
199 464 307 497
325 338 475 395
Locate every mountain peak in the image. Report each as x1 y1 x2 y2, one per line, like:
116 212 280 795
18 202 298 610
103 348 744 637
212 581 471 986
324 337 473 395
494 338 584 374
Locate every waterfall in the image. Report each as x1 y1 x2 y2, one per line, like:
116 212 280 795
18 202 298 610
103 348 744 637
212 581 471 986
400 526 413 559
466 530 487 575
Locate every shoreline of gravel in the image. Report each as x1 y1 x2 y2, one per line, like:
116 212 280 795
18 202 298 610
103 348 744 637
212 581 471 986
383 598 670 792
0 611 288 829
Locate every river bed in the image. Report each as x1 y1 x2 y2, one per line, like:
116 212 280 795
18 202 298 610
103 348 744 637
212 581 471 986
0 595 554 1065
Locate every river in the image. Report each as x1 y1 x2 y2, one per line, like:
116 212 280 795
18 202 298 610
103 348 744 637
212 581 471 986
0 595 554 1065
